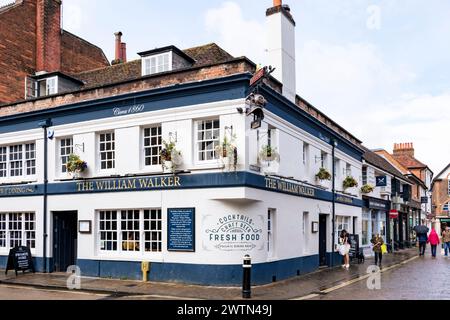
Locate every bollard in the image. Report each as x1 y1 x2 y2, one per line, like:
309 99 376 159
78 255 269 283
242 255 252 299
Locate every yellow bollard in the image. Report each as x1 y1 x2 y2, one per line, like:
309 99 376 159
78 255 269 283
141 261 150 282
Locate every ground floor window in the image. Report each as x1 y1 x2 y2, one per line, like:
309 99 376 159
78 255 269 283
267 209 276 258
98 209 162 254
0 212 35 249
336 216 350 243
362 215 369 246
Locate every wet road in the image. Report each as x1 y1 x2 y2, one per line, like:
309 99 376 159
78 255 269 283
311 250 450 300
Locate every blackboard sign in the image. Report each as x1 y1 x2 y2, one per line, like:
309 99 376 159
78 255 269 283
167 208 195 252
348 234 360 259
5 246 35 276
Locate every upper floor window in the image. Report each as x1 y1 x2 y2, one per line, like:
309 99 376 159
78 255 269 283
99 132 115 170
303 143 309 166
0 143 36 179
196 119 220 162
142 53 171 76
345 163 352 177
321 151 328 169
46 77 58 95
59 138 73 174
362 167 368 185
143 126 162 166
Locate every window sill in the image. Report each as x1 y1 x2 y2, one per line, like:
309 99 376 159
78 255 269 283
188 163 224 171
0 178 38 186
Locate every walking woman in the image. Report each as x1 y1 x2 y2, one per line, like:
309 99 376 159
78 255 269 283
339 229 351 270
428 228 440 258
371 233 384 266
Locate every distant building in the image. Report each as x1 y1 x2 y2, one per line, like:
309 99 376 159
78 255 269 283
0 0 109 105
432 164 450 228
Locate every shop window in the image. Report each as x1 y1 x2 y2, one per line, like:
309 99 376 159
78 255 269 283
24 213 35 249
99 132 115 170
143 126 162 166
144 209 162 252
98 209 162 254
336 216 350 243
8 213 22 248
0 213 35 249
59 138 73 173
0 214 6 248
362 218 369 246
196 119 220 162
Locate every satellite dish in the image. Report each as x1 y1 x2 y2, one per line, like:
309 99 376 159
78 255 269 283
47 129 55 140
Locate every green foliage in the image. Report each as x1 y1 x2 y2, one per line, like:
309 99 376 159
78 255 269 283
343 176 359 190
316 168 332 181
66 154 87 173
361 184 375 194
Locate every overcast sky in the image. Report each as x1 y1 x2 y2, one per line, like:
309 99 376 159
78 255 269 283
61 0 450 174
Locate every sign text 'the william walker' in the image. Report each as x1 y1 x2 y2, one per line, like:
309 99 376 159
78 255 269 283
265 177 315 197
76 176 181 192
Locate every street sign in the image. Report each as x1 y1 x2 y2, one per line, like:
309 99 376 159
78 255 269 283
249 67 266 87
421 197 428 204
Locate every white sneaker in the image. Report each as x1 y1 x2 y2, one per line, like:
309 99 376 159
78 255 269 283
345 264 350 269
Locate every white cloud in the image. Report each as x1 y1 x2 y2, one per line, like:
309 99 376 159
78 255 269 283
63 3 84 32
204 1 265 65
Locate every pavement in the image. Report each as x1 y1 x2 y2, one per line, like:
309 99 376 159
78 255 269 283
0 248 420 300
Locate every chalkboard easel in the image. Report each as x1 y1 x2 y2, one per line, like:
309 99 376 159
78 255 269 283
5 246 35 276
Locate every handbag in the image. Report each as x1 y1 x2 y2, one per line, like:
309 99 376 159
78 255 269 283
381 244 387 254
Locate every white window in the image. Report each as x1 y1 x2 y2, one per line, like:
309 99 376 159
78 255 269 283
302 212 309 254
336 216 350 243
346 164 352 177
59 138 73 173
9 145 23 177
196 119 220 162
362 166 368 186
0 147 6 178
0 143 36 179
98 209 162 254
25 143 36 176
321 151 327 169
99 132 115 170
142 53 171 76
268 209 275 257
46 77 58 95
143 126 162 167
302 143 309 165
0 213 35 249
334 159 340 178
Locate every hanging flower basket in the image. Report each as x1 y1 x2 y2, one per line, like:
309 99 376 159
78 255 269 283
316 168 332 181
66 154 87 178
361 184 375 194
215 136 238 171
343 176 358 190
160 140 182 173
259 145 280 162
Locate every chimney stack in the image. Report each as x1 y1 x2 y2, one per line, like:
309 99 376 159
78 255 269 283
112 31 127 65
393 142 415 157
266 0 296 103
36 0 62 72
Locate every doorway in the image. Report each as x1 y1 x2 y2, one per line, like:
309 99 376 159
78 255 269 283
53 211 78 272
319 215 327 266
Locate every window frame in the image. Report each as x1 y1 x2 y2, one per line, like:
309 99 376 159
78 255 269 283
0 142 37 182
141 52 173 76
97 208 163 258
267 208 276 259
58 137 74 175
46 76 58 96
0 212 36 252
142 125 162 169
194 118 221 164
97 131 116 173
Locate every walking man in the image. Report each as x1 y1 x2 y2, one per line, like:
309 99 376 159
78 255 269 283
417 232 428 256
442 224 450 257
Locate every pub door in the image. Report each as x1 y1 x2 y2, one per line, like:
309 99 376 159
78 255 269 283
319 215 327 266
53 211 78 272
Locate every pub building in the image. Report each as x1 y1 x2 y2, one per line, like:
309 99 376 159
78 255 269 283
0 0 365 285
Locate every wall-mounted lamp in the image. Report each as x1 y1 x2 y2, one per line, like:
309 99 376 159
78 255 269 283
224 126 234 137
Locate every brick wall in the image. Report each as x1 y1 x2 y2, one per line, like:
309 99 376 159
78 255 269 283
433 179 450 215
0 0 37 104
0 0 109 104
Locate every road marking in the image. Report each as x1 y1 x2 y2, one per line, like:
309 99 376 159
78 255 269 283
123 294 203 300
291 256 419 300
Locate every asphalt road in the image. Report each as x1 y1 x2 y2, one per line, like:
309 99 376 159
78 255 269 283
311 249 450 300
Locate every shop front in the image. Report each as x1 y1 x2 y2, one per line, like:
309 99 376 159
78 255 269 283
361 196 390 256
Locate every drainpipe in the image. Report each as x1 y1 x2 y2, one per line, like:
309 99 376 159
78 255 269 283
331 139 337 267
38 119 52 273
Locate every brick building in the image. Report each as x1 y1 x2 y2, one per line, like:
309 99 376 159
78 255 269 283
432 164 450 223
0 0 109 105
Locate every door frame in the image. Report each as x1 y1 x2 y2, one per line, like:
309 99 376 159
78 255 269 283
319 214 327 266
52 211 78 273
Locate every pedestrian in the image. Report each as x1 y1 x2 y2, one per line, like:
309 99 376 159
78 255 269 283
441 225 450 257
339 229 351 270
371 233 384 266
416 227 428 257
428 228 440 259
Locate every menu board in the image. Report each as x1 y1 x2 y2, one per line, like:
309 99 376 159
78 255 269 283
5 246 35 276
